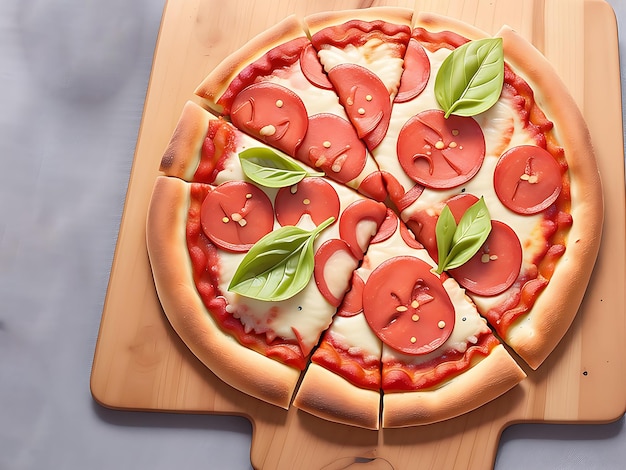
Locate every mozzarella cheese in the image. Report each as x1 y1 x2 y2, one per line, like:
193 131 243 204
317 40 405 97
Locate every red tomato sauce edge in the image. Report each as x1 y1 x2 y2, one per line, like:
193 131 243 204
382 331 499 392
311 330 381 391
217 37 309 114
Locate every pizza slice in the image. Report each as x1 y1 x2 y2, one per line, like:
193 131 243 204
303 7 412 152
294 208 526 428
148 101 389 408
194 15 387 201
292 269 382 430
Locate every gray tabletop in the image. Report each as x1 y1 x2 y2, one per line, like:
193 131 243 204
1 1 625 469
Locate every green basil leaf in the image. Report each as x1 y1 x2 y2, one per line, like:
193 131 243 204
239 147 323 188
435 38 504 118
435 205 456 274
435 197 492 273
228 217 335 301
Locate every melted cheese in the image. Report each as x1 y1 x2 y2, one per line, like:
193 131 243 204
270 62 349 118
326 314 382 362
317 41 405 96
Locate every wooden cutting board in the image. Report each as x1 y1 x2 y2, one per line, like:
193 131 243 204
90 0 626 468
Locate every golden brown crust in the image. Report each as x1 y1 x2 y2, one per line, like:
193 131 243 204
293 363 380 430
304 6 413 37
146 176 301 409
494 26 603 369
412 11 489 40
381 344 526 428
194 15 306 113
158 101 209 180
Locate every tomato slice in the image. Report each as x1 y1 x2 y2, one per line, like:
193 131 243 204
200 181 275 252
274 177 340 227
397 109 485 189
394 38 430 103
295 113 367 184
449 220 522 296
494 145 563 214
300 43 333 90
327 63 391 150
231 82 308 156
339 199 388 259
313 239 359 307
363 256 455 355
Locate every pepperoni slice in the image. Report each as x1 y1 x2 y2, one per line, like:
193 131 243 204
397 109 485 189
313 239 359 307
339 199 387 259
363 256 455 355
336 272 365 318
399 221 423 250
295 113 367 184
494 145 563 214
405 193 479 260
394 38 430 103
300 43 333 90
357 171 388 202
449 220 522 296
370 209 398 244
382 171 424 212
445 194 481 224
327 63 391 150
274 177 340 227
231 82 308 156
200 181 274 252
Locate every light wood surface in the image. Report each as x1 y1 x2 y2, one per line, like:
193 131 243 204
90 0 626 468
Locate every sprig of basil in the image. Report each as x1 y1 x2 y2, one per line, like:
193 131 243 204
239 148 323 188
228 217 335 302
435 38 504 118
435 197 492 274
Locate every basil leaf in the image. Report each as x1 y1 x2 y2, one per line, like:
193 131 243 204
228 217 335 301
435 38 504 118
435 205 456 274
435 197 492 274
239 147 323 188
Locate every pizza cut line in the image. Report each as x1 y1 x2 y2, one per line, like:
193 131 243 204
146 8 603 430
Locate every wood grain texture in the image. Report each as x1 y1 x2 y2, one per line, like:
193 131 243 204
90 0 626 468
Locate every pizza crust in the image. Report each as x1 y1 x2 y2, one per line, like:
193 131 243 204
304 6 413 37
293 363 381 430
412 11 489 40
195 15 306 114
493 26 603 369
158 101 208 180
146 176 301 409
382 344 526 428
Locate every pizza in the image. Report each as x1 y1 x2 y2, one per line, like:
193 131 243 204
146 8 603 430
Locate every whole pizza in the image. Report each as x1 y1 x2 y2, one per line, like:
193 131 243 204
146 8 603 429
